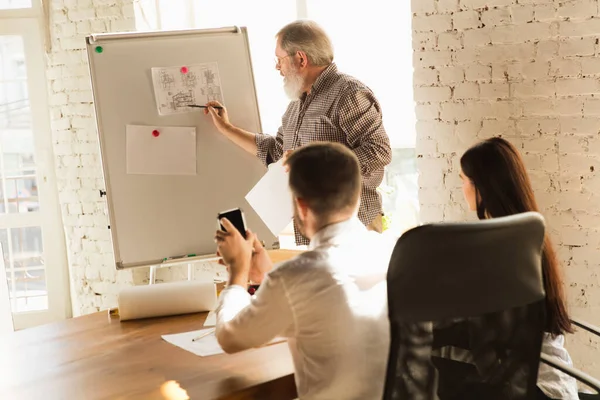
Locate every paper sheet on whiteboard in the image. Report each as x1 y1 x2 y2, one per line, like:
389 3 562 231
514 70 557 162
151 63 223 116
245 160 293 237
126 125 196 175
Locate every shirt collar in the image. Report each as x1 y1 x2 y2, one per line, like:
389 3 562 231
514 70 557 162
308 216 363 250
309 62 337 95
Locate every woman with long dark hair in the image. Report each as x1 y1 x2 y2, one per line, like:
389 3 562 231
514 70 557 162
460 137 578 400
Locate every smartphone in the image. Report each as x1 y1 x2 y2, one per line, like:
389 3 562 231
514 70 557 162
217 208 247 239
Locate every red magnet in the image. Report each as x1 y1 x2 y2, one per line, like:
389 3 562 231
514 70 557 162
152 130 160 137
180 66 188 74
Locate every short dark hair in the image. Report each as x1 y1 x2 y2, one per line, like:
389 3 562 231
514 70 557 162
286 142 361 218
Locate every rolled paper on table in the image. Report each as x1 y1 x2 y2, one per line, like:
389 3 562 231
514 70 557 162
117 281 217 321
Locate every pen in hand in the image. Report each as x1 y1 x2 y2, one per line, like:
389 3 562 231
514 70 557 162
191 329 215 342
188 104 223 110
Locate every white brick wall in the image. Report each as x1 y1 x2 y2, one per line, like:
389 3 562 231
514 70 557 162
47 0 225 316
47 0 136 316
413 0 600 378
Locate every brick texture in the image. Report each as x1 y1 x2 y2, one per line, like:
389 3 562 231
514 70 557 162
47 0 224 316
412 0 600 378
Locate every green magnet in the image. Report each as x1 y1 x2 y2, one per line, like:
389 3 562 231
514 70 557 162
95 46 103 53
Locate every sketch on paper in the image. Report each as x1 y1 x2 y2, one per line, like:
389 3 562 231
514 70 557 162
151 63 223 116
158 69 175 90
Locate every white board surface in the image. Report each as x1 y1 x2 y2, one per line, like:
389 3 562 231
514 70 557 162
126 125 197 176
87 27 278 268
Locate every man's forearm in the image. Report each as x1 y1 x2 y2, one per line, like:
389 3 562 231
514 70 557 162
221 124 258 155
216 274 291 354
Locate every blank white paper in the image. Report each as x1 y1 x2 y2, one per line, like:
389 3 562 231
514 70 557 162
162 328 223 357
126 125 196 175
162 328 286 357
245 160 293 237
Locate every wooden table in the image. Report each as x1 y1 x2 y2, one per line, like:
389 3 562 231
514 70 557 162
0 249 303 399
0 311 296 400
266 249 303 264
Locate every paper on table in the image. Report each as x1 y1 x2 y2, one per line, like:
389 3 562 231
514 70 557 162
151 63 223 116
245 160 293 237
203 310 216 327
161 329 286 357
126 125 196 175
162 328 222 357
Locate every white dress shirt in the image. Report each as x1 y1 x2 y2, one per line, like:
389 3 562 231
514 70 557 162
215 218 393 400
537 333 579 399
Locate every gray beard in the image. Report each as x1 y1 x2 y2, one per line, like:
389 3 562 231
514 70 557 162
283 72 304 100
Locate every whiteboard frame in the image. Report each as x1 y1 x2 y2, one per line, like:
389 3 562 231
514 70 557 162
86 27 275 269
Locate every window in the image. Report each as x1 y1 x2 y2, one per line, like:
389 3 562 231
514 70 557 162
0 0 32 10
135 0 415 146
307 0 415 149
0 1 70 329
135 0 419 244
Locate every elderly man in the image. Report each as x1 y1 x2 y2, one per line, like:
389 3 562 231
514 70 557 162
205 20 392 245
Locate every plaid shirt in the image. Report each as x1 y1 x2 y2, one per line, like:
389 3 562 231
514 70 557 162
255 63 392 245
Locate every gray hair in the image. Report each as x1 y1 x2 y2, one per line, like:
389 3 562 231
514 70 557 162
277 20 334 67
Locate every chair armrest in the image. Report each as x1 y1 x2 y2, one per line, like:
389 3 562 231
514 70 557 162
572 318 600 337
540 353 600 393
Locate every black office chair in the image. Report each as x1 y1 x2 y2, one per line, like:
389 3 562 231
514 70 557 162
383 212 599 400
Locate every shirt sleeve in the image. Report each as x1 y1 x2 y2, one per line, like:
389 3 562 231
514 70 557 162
255 126 284 167
215 273 294 354
338 89 392 175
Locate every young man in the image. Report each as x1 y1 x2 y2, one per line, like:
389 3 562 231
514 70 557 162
215 143 392 399
205 20 392 245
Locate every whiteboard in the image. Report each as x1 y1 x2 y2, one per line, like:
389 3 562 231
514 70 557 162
86 27 278 269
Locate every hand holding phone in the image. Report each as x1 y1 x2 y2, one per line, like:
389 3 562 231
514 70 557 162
215 209 252 286
217 208 247 239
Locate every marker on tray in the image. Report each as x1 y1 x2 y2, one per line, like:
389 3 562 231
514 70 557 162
162 254 197 262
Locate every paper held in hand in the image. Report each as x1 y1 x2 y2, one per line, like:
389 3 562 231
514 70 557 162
245 159 293 237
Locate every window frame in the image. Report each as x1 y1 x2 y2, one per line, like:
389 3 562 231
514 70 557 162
0 0 72 328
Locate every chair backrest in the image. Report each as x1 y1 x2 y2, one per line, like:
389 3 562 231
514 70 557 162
383 212 547 400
